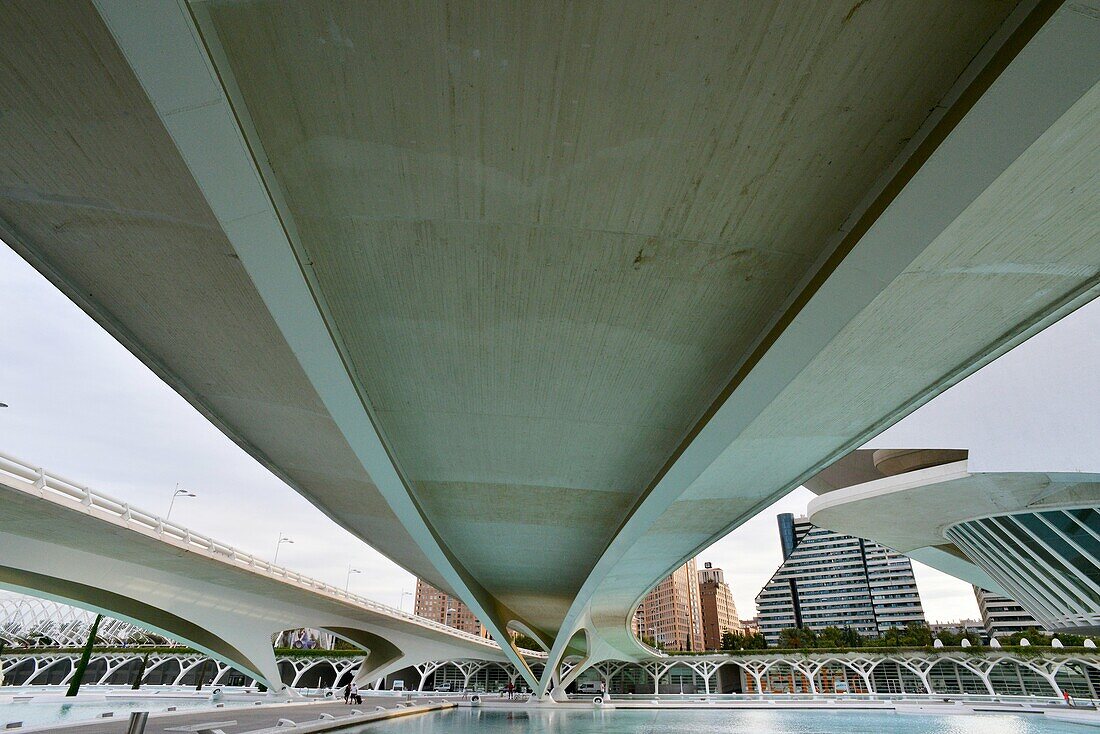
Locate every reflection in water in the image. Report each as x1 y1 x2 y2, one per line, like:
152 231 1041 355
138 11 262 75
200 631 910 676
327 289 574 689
345 708 1086 734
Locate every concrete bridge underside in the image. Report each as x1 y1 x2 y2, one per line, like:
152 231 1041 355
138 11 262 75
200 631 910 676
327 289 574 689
1 0 1099 698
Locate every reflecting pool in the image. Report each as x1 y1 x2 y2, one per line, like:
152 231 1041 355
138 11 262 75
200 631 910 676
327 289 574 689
349 708 1088 734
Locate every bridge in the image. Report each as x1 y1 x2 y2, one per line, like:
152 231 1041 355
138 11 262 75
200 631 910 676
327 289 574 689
0 451 542 693
1 0 1099 700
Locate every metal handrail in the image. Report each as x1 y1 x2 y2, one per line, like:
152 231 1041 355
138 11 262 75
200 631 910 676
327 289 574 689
0 450 544 656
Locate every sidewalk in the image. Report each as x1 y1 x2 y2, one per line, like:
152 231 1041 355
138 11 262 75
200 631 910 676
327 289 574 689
12 696 448 734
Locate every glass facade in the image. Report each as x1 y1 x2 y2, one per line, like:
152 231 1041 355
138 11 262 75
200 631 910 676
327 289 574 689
945 507 1100 631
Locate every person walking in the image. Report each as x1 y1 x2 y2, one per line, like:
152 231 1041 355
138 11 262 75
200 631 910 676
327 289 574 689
350 681 361 705
342 682 351 704
506 681 514 700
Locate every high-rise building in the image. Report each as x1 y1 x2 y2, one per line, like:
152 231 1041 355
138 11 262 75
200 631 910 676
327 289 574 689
974 586 1046 638
756 514 926 646
413 579 489 637
634 558 704 652
697 561 740 649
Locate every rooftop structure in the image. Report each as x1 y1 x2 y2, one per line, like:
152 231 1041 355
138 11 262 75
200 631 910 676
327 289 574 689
1 0 1098 698
698 563 740 650
0 595 171 648
756 515 926 646
740 619 761 635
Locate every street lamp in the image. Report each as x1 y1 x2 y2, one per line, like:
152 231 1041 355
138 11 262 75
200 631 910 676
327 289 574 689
344 566 362 592
166 484 196 521
399 590 413 611
444 606 457 628
273 533 293 565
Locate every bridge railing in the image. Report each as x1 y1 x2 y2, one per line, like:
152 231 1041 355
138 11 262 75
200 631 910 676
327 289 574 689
0 450 540 655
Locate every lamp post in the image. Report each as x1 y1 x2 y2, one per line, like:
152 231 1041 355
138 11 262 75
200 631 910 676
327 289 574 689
344 566 362 592
444 606 457 629
273 533 293 565
399 590 413 612
166 484 196 521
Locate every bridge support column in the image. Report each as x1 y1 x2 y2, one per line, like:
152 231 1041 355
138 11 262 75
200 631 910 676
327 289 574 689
229 634 290 695
323 627 406 690
549 656 602 702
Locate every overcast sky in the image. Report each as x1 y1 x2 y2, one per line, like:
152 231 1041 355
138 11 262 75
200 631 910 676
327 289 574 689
2 239 1096 624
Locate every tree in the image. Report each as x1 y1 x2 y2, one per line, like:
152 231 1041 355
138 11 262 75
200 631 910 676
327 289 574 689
132 650 150 690
879 622 932 648
935 629 982 647
721 629 767 650
814 626 862 649
996 630 1083 647
513 634 541 651
195 658 213 691
778 627 817 649
66 614 102 697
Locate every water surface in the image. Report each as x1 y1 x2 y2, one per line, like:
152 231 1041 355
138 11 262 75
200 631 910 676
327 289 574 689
349 707 1087 734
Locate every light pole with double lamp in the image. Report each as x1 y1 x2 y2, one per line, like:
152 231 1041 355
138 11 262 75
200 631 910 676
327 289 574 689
166 484 196 521
345 566 362 592
273 533 294 565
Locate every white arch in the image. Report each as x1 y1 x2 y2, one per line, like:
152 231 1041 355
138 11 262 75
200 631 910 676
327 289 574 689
866 657 929 694
27 656 74 685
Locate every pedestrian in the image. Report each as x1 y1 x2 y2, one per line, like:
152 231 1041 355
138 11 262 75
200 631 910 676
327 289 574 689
506 681 514 700
1064 690 1073 707
350 681 361 705
342 682 351 704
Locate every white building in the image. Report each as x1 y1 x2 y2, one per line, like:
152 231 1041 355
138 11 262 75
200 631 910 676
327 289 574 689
755 514 925 646
809 449 1100 635
807 300 1100 637
975 586 1046 638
